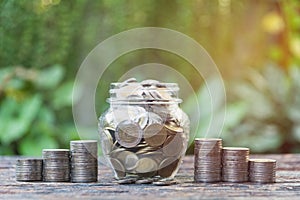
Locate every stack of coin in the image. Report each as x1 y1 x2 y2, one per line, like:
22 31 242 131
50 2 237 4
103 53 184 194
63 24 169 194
42 149 70 182
15 159 43 181
194 138 222 182
70 140 98 183
222 147 249 182
249 159 276 183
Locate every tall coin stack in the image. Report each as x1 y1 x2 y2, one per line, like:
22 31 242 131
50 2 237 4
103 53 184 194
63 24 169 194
249 159 276 183
15 159 43 181
42 149 70 182
70 140 98 183
194 138 222 182
222 147 249 182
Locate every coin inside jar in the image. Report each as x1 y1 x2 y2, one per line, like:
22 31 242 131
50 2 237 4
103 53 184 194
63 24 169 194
117 151 139 170
110 158 126 178
144 123 167 147
135 157 158 175
101 129 114 155
115 120 143 148
162 133 184 157
158 157 180 178
164 122 184 135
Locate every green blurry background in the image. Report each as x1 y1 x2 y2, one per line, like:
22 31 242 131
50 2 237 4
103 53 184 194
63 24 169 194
1 0 300 155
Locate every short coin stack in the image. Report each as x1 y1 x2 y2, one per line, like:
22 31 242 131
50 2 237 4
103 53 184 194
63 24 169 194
70 140 98 183
249 159 276 183
194 138 222 182
222 147 249 182
42 149 70 182
15 159 43 181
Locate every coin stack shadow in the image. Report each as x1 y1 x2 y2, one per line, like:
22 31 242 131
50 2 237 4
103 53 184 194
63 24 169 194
222 147 249 182
70 140 98 183
42 149 70 182
15 159 43 181
194 138 222 182
249 159 276 183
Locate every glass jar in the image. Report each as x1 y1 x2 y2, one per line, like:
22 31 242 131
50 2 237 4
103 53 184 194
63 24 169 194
98 78 190 179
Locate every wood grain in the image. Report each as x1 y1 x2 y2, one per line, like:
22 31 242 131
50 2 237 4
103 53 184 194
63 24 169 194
1 154 300 199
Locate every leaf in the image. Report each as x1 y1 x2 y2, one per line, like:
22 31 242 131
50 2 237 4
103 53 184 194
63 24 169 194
0 144 14 155
232 81 274 120
264 64 288 103
292 124 300 142
18 134 58 156
37 106 55 125
35 64 65 89
287 65 300 122
223 122 282 153
58 123 79 143
0 95 42 144
223 101 248 130
289 65 300 88
52 81 74 109
0 67 14 82
247 125 282 152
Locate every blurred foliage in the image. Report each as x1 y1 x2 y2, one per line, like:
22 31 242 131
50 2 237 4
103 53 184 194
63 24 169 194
0 0 300 155
223 65 300 153
0 65 78 155
185 64 300 154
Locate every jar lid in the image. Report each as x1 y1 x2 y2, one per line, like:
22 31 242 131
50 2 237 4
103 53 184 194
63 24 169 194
107 78 182 104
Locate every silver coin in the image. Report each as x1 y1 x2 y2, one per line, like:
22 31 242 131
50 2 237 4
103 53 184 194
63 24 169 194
152 179 177 186
194 138 223 183
115 177 137 184
115 120 143 148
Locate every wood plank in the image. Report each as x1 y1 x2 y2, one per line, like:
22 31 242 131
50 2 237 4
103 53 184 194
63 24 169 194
0 154 299 199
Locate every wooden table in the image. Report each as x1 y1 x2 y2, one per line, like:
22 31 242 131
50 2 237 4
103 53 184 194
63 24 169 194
1 154 300 199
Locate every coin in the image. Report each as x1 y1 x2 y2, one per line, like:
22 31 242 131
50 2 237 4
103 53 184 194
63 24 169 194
149 89 171 100
134 112 149 129
152 179 177 186
164 122 184 134
100 129 114 155
249 159 276 183
149 105 169 120
141 79 160 87
117 78 138 88
163 134 184 157
158 157 180 178
111 105 147 126
194 138 222 183
135 157 158 177
116 83 143 99
70 140 98 183
115 177 138 184
135 177 159 184
144 123 167 147
110 158 126 178
43 149 70 182
147 112 164 125
115 120 143 148
117 151 139 170
222 146 249 183
16 159 43 182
